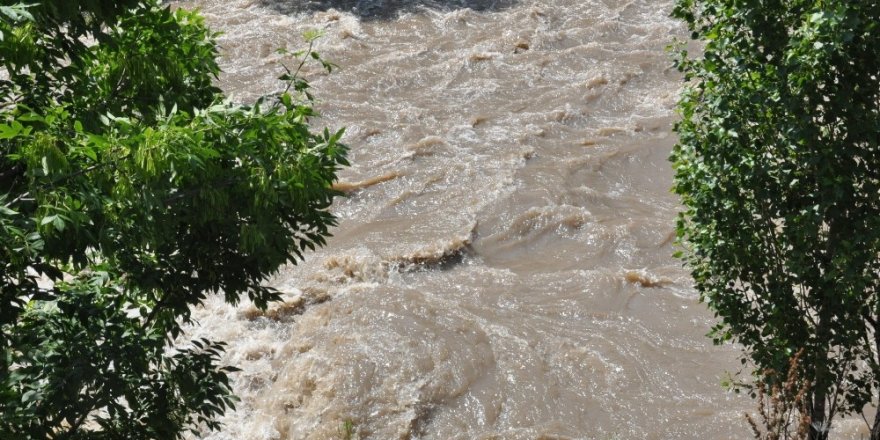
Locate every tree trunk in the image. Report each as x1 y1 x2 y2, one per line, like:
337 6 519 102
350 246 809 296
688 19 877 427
872 407 880 440
808 388 828 440
874 317 880 440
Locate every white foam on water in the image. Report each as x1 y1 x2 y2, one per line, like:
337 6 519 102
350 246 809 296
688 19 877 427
171 0 873 438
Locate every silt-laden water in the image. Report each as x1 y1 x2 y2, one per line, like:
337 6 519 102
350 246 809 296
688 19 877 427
175 0 870 438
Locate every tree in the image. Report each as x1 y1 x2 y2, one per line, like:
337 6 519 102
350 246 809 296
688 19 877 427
671 1 880 439
0 1 347 438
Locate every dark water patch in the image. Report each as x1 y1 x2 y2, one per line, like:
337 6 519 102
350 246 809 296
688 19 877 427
391 240 473 272
239 287 331 323
254 0 518 20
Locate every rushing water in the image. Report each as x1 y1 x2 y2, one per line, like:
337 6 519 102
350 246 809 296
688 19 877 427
174 0 869 438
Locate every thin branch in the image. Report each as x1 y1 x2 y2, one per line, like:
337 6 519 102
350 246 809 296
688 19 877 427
824 351 848 429
0 94 24 111
276 37 317 103
163 177 238 204
143 294 171 329
47 161 113 186
62 393 100 439
0 163 24 181
7 161 115 206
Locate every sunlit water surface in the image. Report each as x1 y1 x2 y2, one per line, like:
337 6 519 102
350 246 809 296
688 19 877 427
173 0 870 438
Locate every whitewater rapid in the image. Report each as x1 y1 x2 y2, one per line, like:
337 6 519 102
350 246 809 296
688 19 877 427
175 0 870 438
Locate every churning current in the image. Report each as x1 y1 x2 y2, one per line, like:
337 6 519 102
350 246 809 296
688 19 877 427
174 0 868 438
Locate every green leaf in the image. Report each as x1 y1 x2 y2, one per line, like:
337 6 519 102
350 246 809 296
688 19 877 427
0 122 23 139
52 216 65 232
81 146 97 161
302 29 322 43
40 215 57 226
21 390 38 404
0 5 34 23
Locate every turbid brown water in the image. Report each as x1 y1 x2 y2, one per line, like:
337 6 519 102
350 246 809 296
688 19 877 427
174 0 871 438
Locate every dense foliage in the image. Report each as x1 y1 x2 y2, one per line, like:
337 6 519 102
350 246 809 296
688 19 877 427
671 1 880 439
0 1 347 438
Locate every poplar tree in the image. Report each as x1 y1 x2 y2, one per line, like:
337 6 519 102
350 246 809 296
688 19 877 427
672 1 880 439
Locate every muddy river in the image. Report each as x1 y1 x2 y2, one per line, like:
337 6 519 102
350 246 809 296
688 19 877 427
175 0 869 438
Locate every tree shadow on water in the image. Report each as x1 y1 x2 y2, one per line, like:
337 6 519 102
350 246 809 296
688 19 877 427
255 0 519 20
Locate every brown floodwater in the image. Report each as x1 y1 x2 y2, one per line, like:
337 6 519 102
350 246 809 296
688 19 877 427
174 0 870 438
